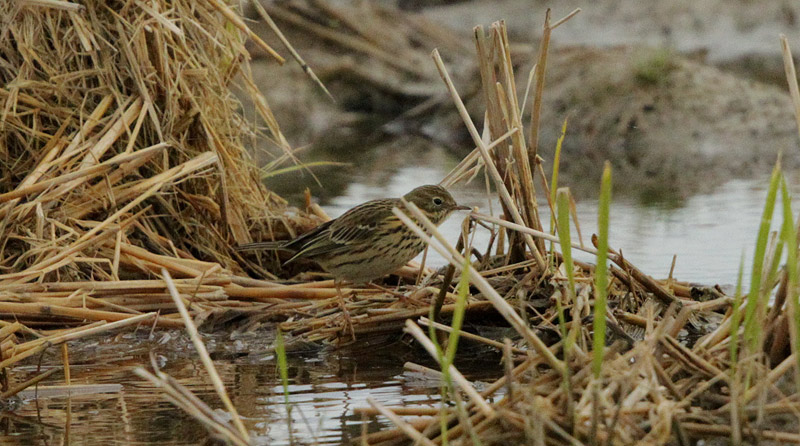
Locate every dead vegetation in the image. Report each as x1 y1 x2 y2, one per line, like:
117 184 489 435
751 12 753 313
3 1 800 446
0 1 469 438
355 15 800 446
0 0 317 424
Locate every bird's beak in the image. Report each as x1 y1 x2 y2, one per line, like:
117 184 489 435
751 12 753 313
454 205 471 211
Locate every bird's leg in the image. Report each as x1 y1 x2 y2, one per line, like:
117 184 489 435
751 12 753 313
394 280 412 307
335 280 356 341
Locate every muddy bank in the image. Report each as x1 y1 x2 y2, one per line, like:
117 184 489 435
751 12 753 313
535 46 798 199
243 1 799 200
423 0 800 84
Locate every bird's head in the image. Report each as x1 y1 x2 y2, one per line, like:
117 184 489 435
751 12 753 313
403 185 469 225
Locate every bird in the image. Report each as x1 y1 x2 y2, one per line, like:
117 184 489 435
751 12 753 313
237 184 469 285
237 184 468 340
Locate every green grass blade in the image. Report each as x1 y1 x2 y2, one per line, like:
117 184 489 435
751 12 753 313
275 328 290 406
769 239 785 285
433 259 473 446
556 188 575 346
592 162 611 378
275 327 294 442
261 161 347 179
428 300 449 446
743 163 781 350
729 253 746 368
556 187 577 430
549 117 568 237
428 300 444 358
779 178 800 384
444 259 471 370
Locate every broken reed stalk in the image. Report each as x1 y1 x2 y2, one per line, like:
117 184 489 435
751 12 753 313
134 366 250 446
0 367 60 400
366 397 438 446
0 303 182 328
527 7 579 160
209 0 284 64
393 201 566 375
439 127 519 188
403 320 494 416
162 269 250 442
418 317 527 354
781 35 800 141
61 343 71 387
248 0 332 101
472 212 598 255
431 48 547 270
354 406 440 417
475 22 545 257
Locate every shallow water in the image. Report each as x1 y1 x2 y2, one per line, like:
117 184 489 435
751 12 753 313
318 145 797 287
4 330 502 446
8 139 799 445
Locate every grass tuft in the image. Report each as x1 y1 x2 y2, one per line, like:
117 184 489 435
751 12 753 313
633 47 676 86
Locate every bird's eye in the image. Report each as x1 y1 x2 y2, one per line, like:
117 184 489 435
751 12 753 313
433 197 443 206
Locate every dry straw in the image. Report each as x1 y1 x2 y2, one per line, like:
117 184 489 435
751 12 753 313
5 2 800 445
357 12 800 446
0 0 353 341
0 0 330 434
0 0 502 348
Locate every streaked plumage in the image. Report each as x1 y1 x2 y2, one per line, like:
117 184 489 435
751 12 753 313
237 184 468 283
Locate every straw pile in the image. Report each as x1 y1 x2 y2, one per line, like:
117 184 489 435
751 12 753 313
0 0 338 363
0 0 461 401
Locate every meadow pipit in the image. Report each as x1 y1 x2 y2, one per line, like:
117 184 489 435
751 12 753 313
237 184 468 283
237 184 468 339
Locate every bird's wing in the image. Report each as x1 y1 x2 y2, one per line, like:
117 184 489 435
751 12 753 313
286 199 398 262
235 240 287 251
281 219 336 261
329 199 398 244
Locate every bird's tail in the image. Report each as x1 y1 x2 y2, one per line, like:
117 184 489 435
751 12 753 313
235 241 289 251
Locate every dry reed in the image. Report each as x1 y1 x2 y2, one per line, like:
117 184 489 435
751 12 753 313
0 0 333 433
3 2 800 445
355 12 800 446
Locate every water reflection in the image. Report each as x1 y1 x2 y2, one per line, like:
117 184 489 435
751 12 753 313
3 331 501 446
3 363 213 445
